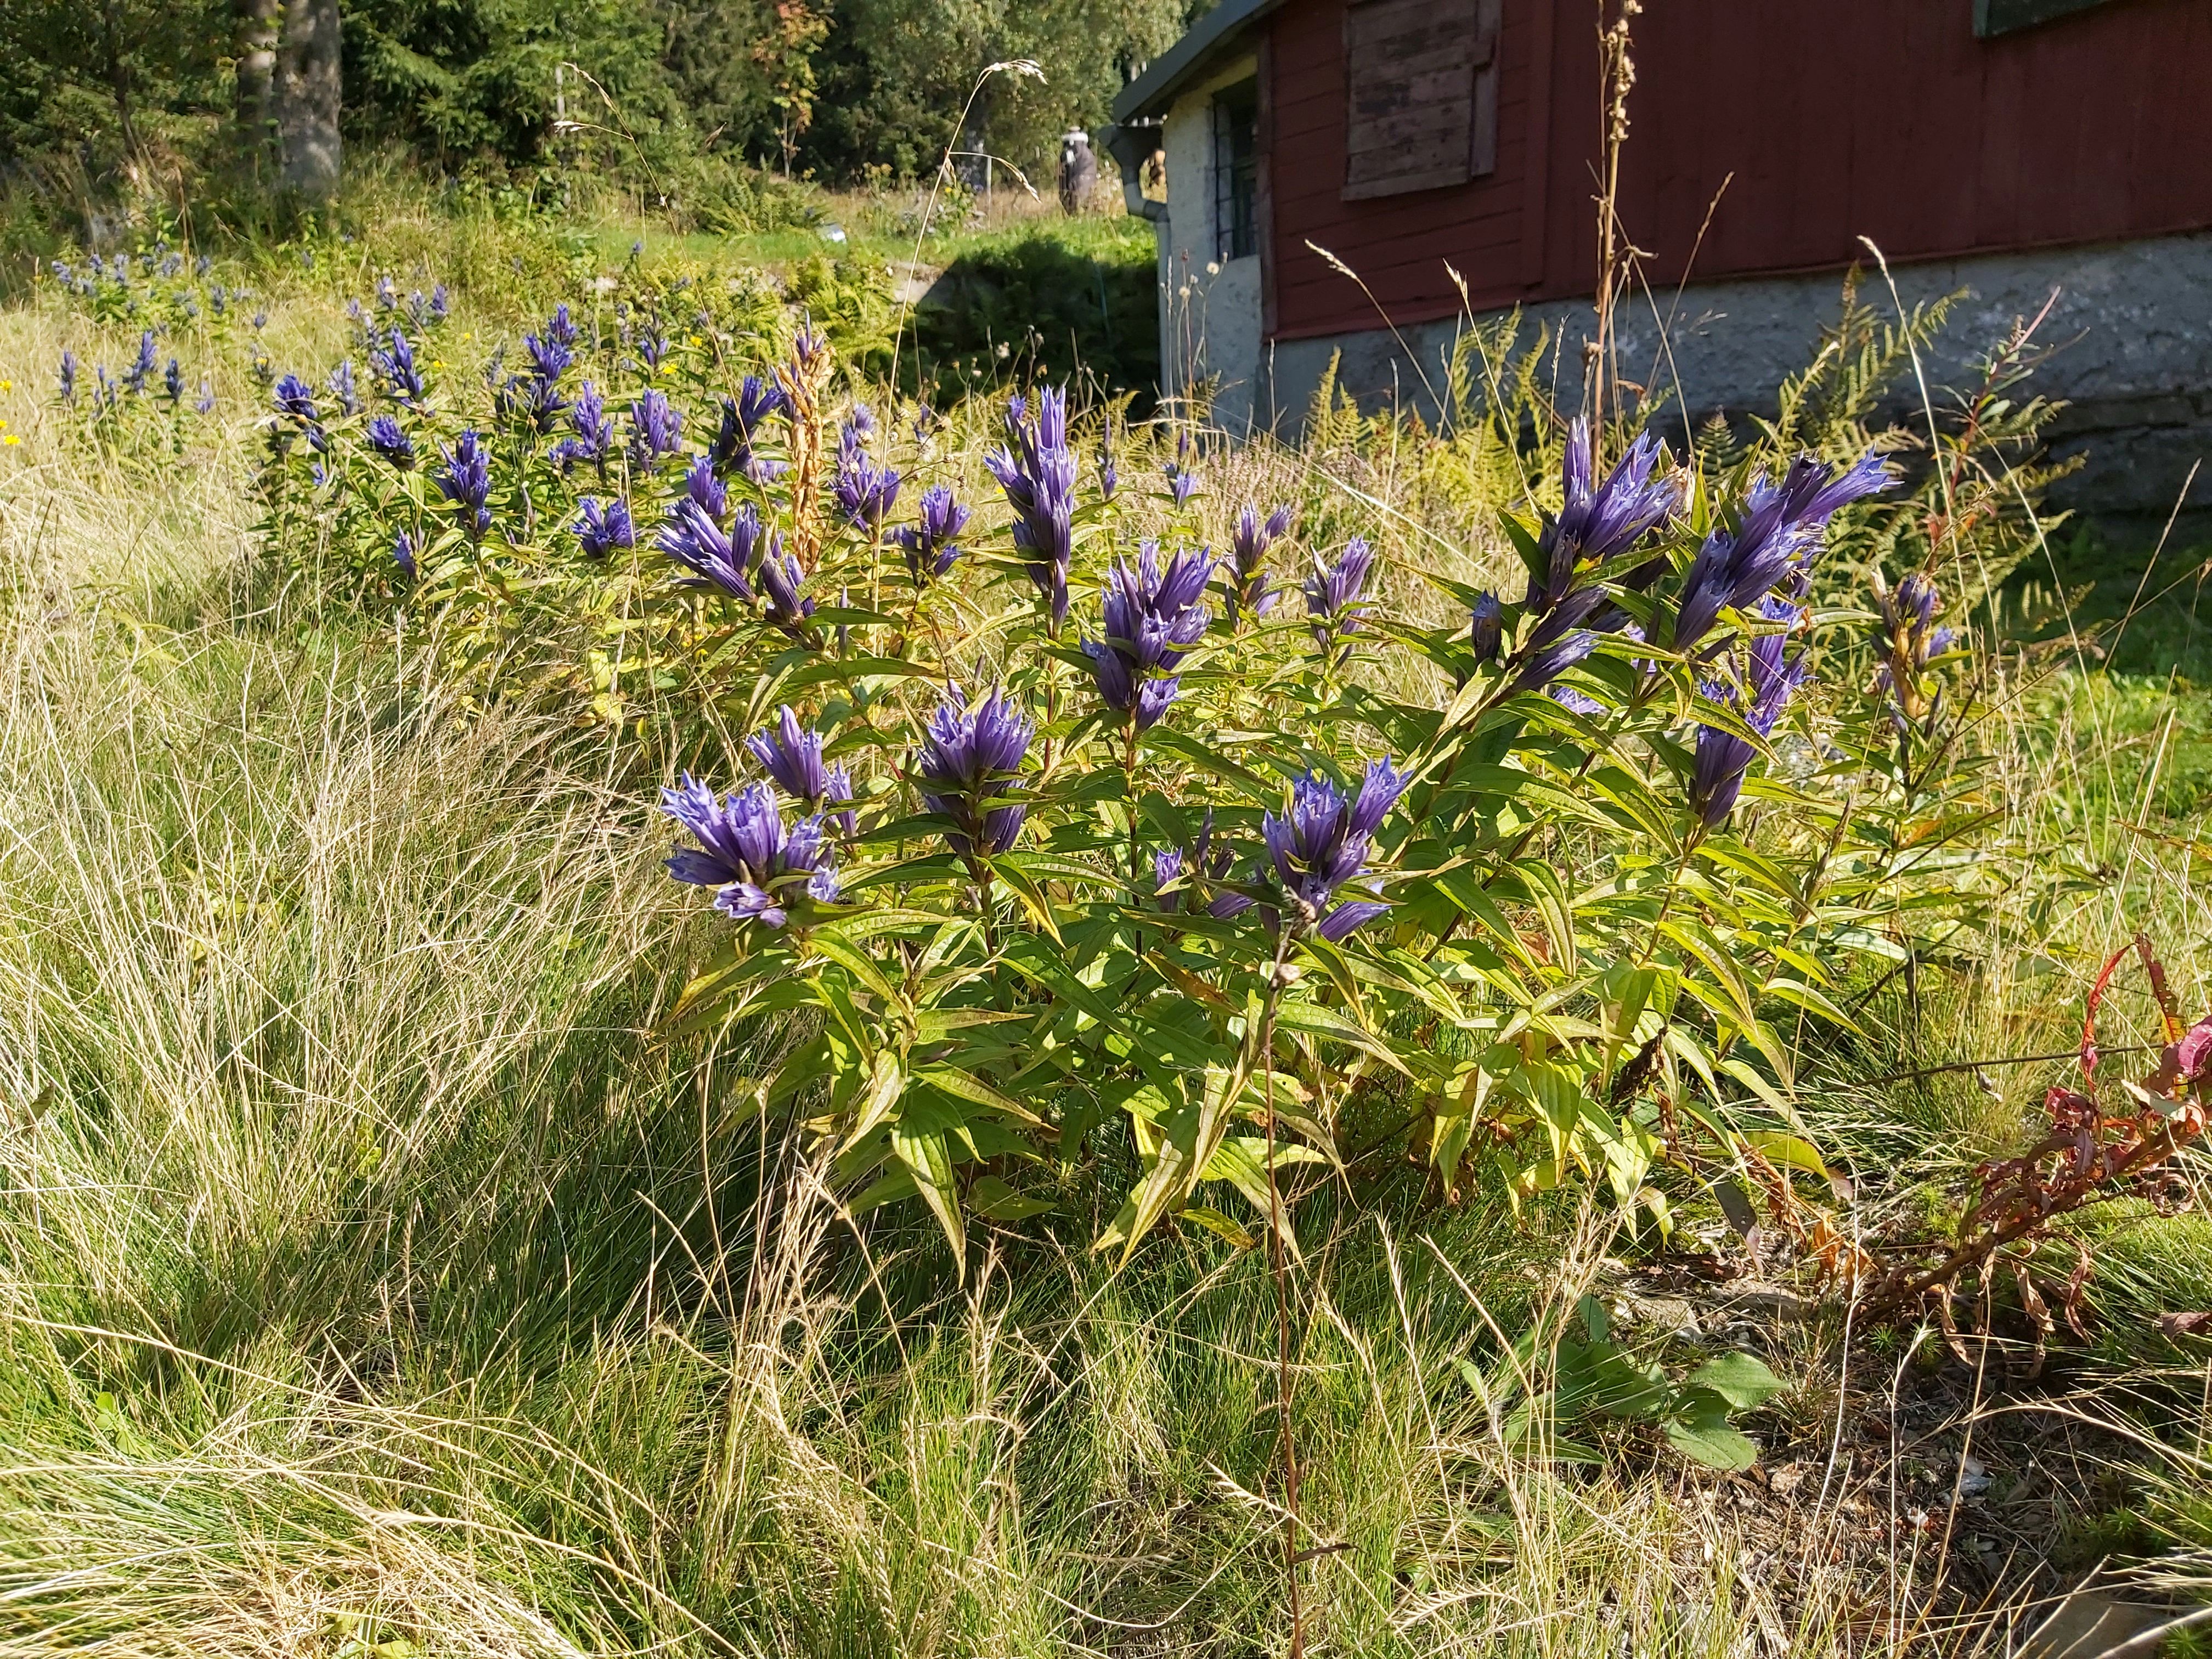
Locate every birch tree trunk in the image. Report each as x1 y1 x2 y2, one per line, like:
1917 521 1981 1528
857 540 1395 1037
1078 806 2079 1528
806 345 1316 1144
273 0 342 198
234 0 281 167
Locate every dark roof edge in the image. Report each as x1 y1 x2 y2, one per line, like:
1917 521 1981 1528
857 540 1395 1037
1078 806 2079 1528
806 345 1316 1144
1109 0 1280 125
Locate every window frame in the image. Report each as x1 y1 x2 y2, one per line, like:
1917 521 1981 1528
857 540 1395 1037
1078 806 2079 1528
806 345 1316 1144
1210 77 1261 264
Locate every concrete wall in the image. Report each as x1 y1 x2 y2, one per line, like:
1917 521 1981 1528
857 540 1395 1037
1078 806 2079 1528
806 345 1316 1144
1158 56 1267 435
1257 233 2212 532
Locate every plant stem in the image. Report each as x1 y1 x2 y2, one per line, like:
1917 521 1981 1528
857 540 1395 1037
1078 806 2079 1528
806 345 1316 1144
1259 927 1307 1659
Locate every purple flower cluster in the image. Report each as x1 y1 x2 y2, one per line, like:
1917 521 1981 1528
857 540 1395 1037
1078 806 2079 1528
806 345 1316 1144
1262 760 1407 940
1153 809 1257 921
1871 571 1956 715
661 499 772 599
575 497 636 559
273 374 328 452
915 685 1033 861
833 405 902 531
498 308 574 433
1528 421 1683 616
684 456 727 521
370 328 425 405
747 706 857 832
326 359 359 417
436 429 493 539
1305 537 1376 653
1229 505 1293 620
1673 450 1893 653
985 388 1079 633
123 331 157 397
662 775 840 929
1084 541 1216 731
1689 600 1808 828
555 382 616 476
366 414 414 468
894 484 969 585
708 376 789 485
629 390 683 471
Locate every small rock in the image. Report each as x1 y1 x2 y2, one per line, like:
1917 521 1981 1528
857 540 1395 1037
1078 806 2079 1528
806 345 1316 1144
1958 1454 1991 1497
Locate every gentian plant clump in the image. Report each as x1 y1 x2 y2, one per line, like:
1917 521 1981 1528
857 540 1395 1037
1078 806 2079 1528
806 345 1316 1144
251 260 1985 1282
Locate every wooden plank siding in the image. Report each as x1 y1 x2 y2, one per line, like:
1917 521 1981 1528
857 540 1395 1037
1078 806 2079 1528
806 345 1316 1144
1260 0 2212 342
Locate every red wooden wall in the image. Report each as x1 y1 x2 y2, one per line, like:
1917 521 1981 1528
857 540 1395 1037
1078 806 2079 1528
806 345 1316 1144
1262 0 2212 342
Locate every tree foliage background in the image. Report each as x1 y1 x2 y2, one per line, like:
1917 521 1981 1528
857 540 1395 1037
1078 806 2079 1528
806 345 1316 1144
0 0 1197 194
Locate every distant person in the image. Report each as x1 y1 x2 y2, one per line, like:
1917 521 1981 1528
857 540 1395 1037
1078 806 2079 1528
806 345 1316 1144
1058 130 1098 215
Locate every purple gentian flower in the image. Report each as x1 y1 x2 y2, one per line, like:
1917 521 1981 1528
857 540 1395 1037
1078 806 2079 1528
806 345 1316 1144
1305 537 1376 652
833 408 901 530
758 546 814 633
984 387 1079 633
1689 624 1807 827
123 330 157 396
661 775 840 929
708 375 790 484
1871 574 1956 708
371 328 425 404
684 455 728 521
546 303 577 348
193 379 214 415
1097 447 1118 502
823 765 858 838
1228 504 1294 619
436 430 493 539
1470 591 1504 661
661 499 769 599
162 359 184 406
1528 419 1683 613
1509 629 1598 696
1165 464 1200 508
557 381 615 475
575 498 636 560
1155 808 1254 919
746 706 833 804
502 318 573 431
366 414 414 468
273 372 316 419
58 350 76 404
1261 759 1406 940
630 389 683 470
393 529 420 580
894 484 970 584
1674 449 1893 653
326 358 359 416
273 373 327 451
1083 540 1216 731
914 685 1034 861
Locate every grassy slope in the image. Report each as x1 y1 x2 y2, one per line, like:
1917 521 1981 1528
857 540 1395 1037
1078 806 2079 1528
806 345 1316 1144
0 215 2210 1657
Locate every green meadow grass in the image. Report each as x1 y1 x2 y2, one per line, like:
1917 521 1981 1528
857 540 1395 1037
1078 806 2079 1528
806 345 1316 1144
0 225 2209 1657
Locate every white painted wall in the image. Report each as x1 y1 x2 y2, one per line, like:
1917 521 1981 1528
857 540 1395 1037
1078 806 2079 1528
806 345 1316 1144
1158 55 1266 436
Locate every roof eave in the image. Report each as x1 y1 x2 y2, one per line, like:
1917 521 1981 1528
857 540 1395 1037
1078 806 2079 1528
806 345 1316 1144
1109 0 1279 126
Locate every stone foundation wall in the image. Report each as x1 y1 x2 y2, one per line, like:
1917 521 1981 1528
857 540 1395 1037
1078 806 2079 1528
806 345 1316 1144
1246 234 2212 535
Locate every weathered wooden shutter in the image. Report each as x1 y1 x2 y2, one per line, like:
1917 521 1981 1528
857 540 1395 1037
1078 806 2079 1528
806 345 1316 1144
1342 0 1501 201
